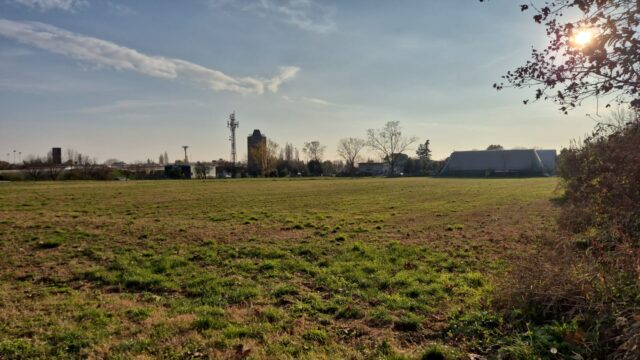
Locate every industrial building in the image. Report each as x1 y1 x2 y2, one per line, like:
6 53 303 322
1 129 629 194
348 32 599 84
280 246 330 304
439 149 557 177
535 149 557 175
247 129 267 176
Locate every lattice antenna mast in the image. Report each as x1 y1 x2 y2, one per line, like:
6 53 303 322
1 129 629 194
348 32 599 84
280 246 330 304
227 112 239 164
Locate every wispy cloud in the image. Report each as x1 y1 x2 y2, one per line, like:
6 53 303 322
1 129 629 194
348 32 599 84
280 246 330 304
0 19 300 94
107 2 135 16
301 96 335 106
210 0 336 33
77 99 208 114
8 0 87 12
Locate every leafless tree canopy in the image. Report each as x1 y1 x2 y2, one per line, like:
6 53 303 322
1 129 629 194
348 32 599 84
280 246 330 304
281 143 295 162
337 137 366 175
367 121 418 176
302 141 326 162
599 106 639 132
23 155 47 180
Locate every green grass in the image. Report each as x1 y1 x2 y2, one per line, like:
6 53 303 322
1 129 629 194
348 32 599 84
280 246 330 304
0 177 561 358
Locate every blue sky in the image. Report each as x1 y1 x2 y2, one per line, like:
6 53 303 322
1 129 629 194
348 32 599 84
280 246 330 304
0 0 600 163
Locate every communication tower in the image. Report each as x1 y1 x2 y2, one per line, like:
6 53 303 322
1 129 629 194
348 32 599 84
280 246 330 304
227 112 239 164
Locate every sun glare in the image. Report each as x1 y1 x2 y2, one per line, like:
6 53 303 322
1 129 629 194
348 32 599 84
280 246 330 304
573 29 594 47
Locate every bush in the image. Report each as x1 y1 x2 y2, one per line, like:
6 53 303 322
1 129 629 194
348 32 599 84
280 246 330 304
499 113 640 359
558 115 640 244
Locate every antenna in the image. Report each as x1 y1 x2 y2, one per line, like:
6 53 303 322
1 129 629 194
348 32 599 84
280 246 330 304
227 111 239 165
182 145 189 163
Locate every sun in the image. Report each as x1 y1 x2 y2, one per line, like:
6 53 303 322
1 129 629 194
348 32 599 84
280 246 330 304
573 29 594 47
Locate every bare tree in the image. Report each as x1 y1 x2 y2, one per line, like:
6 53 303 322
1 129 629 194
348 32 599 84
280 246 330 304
266 140 279 176
194 162 209 179
333 160 345 175
42 150 66 179
337 137 366 175
598 106 639 133
283 143 294 161
302 141 326 162
23 155 47 180
75 152 97 179
367 121 418 176
65 148 78 165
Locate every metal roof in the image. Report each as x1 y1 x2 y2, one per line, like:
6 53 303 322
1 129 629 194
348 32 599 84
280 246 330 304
439 149 553 176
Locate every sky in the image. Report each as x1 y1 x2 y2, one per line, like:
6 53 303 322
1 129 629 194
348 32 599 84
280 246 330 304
0 0 603 163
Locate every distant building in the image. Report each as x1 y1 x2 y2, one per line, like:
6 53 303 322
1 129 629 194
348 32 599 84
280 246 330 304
535 149 557 175
52 147 62 165
438 149 557 177
164 163 216 179
165 164 192 179
247 129 266 176
358 162 389 176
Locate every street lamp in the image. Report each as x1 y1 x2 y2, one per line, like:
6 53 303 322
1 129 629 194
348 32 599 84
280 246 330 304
12 150 16 164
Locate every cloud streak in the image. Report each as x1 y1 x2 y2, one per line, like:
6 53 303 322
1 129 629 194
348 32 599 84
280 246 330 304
302 96 335 106
9 0 87 12
0 19 299 94
210 0 336 33
107 2 135 16
77 99 208 114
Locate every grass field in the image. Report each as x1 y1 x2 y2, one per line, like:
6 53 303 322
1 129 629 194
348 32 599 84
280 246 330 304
0 178 561 359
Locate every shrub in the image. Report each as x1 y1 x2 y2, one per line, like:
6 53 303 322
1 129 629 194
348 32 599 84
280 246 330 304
557 115 640 244
499 113 640 359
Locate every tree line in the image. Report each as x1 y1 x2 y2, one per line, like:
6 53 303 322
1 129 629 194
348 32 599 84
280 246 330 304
241 120 439 178
0 120 441 180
